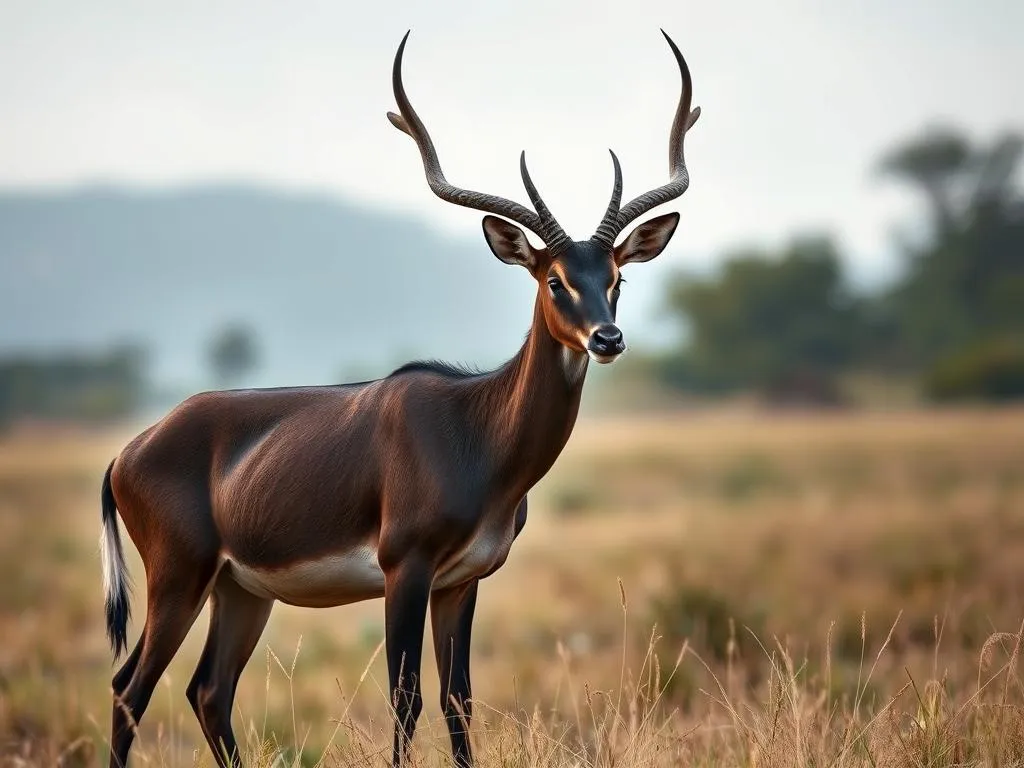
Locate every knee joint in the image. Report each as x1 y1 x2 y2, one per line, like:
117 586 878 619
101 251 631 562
112 660 136 696
186 676 220 713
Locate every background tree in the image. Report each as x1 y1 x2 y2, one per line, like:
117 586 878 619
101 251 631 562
659 235 862 402
879 126 1024 396
207 323 259 389
878 126 973 237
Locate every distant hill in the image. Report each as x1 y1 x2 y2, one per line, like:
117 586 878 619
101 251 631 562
0 185 536 396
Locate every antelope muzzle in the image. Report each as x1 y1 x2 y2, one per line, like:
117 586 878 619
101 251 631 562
587 324 626 362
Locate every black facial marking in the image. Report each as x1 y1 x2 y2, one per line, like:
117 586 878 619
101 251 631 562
546 241 620 334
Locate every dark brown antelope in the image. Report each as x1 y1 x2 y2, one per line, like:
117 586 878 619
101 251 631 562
99 29 700 768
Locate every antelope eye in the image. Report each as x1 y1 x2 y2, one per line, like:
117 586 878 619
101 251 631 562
613 276 625 292
547 276 566 293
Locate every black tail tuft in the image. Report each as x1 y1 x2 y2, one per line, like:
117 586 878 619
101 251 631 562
101 460 132 659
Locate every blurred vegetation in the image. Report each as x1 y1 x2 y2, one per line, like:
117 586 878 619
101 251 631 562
0 321 263 430
0 344 146 429
659 234 859 403
924 337 1024 402
206 322 260 389
648 125 1024 404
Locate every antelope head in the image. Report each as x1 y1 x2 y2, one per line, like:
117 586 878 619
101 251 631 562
388 30 700 364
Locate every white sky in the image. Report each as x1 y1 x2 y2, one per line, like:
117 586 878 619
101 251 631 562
2 0 1022 287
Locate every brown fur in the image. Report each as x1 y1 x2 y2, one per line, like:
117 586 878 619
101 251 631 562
101 28 699 768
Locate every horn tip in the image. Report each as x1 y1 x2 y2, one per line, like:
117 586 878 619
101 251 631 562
661 29 683 58
607 149 622 177
396 30 411 59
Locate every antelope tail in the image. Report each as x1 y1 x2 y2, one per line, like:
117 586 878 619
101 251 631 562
100 460 132 659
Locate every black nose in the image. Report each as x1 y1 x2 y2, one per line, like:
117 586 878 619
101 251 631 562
590 325 625 355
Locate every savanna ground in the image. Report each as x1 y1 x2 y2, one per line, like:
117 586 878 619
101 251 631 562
1 407 1024 766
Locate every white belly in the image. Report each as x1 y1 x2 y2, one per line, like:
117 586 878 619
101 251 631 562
226 545 386 608
225 525 514 607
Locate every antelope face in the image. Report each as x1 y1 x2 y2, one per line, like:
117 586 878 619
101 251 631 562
481 212 680 363
545 241 624 363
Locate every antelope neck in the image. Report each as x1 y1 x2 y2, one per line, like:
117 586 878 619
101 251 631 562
477 297 588 483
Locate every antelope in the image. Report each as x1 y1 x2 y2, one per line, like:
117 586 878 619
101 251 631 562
99 29 700 768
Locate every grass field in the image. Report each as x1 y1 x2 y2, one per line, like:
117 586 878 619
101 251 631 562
1 407 1023 766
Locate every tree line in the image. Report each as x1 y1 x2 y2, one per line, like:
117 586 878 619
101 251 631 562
651 125 1024 404
0 325 258 429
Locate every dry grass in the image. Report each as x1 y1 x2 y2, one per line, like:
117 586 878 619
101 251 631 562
1 407 1023 766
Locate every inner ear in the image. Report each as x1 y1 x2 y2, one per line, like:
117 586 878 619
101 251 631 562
482 216 540 270
614 212 680 266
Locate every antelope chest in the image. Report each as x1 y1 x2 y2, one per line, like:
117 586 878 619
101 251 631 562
433 520 515 590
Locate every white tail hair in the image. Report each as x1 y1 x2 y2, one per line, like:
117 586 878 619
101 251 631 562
101 460 132 657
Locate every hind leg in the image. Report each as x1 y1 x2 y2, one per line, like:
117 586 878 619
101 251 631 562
109 557 219 768
187 573 273 767
111 635 144 704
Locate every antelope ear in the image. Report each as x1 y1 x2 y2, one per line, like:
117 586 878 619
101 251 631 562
614 212 680 265
482 216 540 270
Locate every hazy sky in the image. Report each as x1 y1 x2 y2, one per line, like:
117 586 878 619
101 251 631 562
3 0 1022 286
